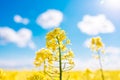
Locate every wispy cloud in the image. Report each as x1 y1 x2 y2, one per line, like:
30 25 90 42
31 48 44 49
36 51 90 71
83 38 91 48
0 27 36 49
0 59 34 70
105 46 120 54
77 14 115 35
36 9 63 29
74 58 99 70
103 46 120 70
14 15 30 25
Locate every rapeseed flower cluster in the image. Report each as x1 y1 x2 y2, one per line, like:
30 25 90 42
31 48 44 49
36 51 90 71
34 28 74 80
34 48 53 67
90 37 104 51
46 28 68 52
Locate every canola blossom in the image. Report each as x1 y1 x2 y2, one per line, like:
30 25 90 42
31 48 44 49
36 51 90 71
46 28 67 52
90 37 104 51
34 28 74 80
34 48 53 67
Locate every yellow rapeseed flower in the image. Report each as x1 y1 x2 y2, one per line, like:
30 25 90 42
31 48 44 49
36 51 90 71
67 50 74 58
58 30 66 41
90 37 104 51
34 48 53 67
68 59 74 65
46 28 67 52
66 39 71 44
52 27 61 36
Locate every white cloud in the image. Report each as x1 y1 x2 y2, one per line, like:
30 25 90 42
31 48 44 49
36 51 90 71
36 9 63 29
105 46 120 54
84 38 91 48
14 15 29 25
103 47 120 70
0 27 36 49
0 59 34 70
0 59 31 67
77 14 115 35
74 58 99 70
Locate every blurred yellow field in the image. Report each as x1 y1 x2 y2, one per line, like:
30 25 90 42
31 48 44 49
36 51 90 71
0 69 120 80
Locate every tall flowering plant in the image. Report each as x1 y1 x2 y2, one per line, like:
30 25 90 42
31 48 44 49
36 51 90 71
34 28 74 80
89 37 105 80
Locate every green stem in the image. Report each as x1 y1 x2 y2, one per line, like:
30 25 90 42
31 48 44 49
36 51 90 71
57 37 62 80
97 51 105 80
44 61 46 74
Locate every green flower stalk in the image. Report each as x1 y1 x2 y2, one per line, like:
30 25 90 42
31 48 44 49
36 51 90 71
57 37 62 80
97 51 105 80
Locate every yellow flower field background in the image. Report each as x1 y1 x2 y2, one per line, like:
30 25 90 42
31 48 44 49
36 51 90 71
0 69 120 80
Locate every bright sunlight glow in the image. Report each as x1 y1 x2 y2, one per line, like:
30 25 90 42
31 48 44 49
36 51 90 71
100 0 120 10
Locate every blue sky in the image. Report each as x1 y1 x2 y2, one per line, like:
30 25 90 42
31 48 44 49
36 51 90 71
0 0 120 70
